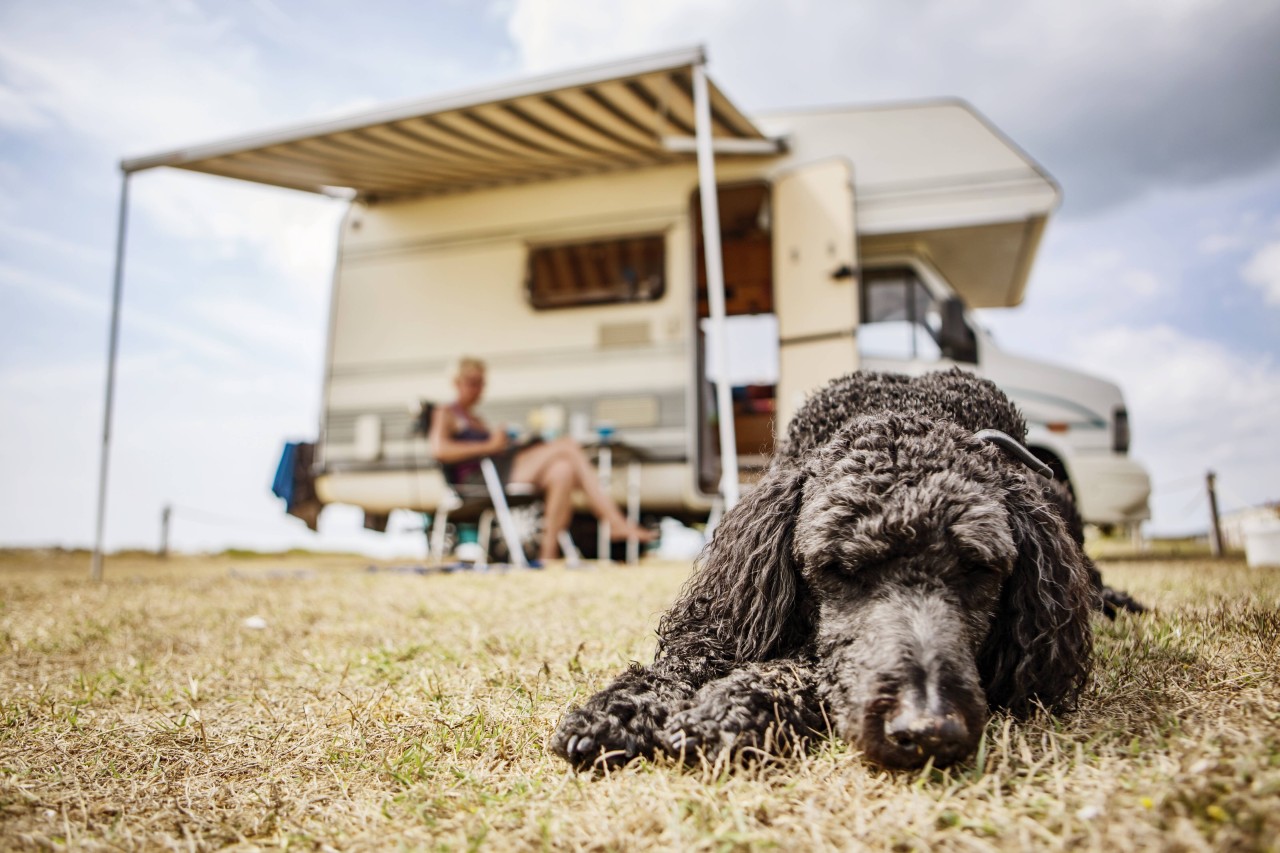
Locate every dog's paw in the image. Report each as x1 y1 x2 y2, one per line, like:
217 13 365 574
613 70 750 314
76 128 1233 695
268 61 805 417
658 668 824 765
1100 585 1147 617
659 705 745 763
551 705 659 771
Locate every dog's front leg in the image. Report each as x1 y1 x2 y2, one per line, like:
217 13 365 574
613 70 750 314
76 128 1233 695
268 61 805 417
552 654 725 770
660 659 826 764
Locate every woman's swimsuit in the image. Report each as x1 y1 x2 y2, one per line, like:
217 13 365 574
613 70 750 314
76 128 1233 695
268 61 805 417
443 403 517 486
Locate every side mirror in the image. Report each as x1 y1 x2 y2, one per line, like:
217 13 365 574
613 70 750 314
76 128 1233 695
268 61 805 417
939 297 978 363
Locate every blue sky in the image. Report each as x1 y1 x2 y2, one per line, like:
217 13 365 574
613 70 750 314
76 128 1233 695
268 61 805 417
2 0 1278 556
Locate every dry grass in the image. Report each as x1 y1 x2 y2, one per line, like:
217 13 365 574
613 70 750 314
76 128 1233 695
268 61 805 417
1 549 1278 851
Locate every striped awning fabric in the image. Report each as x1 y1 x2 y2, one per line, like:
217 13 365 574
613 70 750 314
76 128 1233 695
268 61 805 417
122 47 778 201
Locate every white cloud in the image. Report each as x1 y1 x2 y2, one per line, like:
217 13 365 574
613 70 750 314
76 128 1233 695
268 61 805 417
1199 233 1246 255
0 260 249 364
1242 240 1280 305
508 0 733 72
1119 269 1160 298
191 293 324 364
1026 245 1164 317
0 353 119 399
132 171 345 301
1067 324 1280 530
0 260 104 314
0 220 110 267
0 3 355 554
0 340 329 553
0 3 266 153
0 81 51 131
0 4 343 303
507 0 1280 213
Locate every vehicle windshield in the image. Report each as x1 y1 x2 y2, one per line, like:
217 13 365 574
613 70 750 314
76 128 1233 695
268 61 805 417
859 267 943 361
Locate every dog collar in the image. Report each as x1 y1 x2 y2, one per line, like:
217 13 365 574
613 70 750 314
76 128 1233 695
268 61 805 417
973 429 1054 479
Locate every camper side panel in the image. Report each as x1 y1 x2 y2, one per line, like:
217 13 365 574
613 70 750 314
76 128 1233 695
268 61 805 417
319 164 721 512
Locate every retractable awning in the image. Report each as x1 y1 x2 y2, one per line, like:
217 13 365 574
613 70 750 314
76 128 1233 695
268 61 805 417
92 46 752 579
121 45 780 200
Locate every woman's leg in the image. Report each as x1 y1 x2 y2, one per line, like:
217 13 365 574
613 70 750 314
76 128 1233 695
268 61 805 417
510 438 654 547
508 440 565 487
538 458 575 560
545 439 655 540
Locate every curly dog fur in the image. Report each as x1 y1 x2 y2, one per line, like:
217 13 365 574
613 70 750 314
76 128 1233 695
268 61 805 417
552 369 1140 771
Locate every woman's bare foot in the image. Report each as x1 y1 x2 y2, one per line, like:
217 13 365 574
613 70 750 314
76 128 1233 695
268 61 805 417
609 522 656 543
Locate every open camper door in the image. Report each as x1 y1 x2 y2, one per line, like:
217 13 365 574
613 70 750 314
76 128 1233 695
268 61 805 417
773 158 859 432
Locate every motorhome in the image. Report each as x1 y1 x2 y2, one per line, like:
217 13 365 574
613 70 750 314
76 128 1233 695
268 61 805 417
125 47 1151 544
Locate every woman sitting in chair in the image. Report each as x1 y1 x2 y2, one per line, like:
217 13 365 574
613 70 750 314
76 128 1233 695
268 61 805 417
428 356 654 562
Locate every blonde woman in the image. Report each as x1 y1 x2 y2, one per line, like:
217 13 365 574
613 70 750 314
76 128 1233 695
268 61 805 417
429 357 654 562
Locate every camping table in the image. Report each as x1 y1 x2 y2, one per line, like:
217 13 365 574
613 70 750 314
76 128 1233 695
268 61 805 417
585 440 647 565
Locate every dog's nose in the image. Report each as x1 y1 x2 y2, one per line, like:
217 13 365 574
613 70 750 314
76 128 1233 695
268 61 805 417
884 708 970 760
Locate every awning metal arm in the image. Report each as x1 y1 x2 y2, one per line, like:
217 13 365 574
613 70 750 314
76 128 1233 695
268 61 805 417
90 170 131 582
661 136 785 156
693 62 740 509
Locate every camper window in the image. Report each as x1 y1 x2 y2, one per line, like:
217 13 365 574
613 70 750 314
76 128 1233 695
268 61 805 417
526 234 665 310
859 267 943 361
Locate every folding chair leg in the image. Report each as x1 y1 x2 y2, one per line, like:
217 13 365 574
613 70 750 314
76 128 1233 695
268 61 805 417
476 510 494 569
430 505 451 564
596 445 613 565
706 497 724 541
626 460 642 565
480 457 529 569
558 530 582 569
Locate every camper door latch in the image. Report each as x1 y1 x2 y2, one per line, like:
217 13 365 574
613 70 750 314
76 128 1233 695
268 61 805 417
830 263 855 281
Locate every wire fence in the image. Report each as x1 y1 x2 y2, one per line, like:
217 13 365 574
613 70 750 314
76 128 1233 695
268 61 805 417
157 503 432 555
168 504 301 534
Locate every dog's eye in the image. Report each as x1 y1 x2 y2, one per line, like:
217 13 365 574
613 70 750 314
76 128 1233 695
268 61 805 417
813 560 870 583
956 562 1006 603
958 560 1003 583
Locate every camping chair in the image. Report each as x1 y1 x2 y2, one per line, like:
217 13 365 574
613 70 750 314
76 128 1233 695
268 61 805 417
413 401 540 569
430 458 539 569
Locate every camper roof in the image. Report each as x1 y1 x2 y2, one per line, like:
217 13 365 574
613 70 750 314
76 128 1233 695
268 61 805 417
751 102 1061 307
120 46 779 201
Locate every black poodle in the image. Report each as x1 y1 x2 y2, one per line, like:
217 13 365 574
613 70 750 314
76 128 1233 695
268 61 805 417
552 369 1140 771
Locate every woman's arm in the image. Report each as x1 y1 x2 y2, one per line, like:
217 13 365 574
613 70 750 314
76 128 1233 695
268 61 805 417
428 405 507 463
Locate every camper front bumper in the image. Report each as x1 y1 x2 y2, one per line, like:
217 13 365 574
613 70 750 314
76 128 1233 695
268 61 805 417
1071 455 1152 526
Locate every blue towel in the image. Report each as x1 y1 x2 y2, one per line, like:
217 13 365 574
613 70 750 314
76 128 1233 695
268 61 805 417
271 442 298 507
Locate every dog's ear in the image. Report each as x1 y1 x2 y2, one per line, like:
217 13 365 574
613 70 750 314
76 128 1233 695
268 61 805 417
977 472 1094 715
659 464 808 663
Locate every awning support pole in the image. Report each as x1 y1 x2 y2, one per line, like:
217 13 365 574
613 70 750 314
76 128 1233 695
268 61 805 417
90 170 132 582
692 62 740 509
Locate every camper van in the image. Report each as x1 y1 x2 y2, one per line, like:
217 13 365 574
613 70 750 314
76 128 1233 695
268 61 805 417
125 47 1150 540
